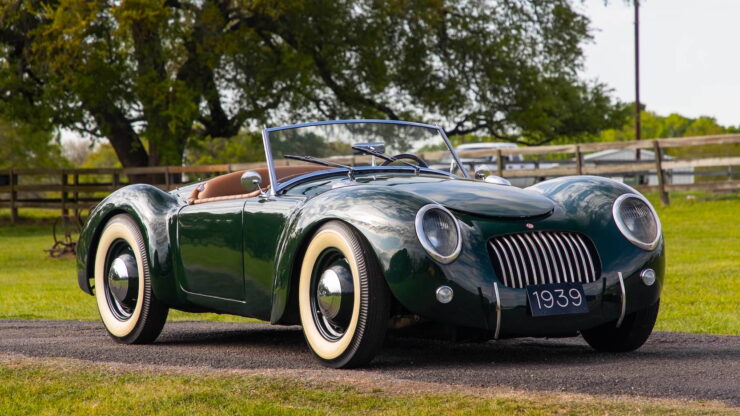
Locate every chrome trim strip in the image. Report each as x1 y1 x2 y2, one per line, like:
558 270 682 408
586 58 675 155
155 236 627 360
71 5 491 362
520 234 544 285
545 233 568 283
539 232 561 284
562 234 583 283
261 129 279 197
516 234 538 285
494 240 515 287
528 233 552 284
575 234 597 280
437 126 470 179
616 272 626 328
502 236 524 288
612 193 662 251
414 204 462 264
490 242 509 287
494 282 502 340
264 118 439 132
567 233 590 282
554 233 575 283
508 235 529 287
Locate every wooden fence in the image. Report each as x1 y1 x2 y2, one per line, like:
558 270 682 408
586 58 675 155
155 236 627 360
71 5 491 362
1 134 739 223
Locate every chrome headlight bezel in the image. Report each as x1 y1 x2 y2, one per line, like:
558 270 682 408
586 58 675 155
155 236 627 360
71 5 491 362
415 204 462 264
612 193 662 251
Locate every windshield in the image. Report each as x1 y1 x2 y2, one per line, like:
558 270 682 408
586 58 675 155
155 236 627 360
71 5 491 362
264 121 466 191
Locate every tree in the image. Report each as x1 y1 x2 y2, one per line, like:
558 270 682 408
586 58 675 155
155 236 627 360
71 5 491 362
0 0 627 168
0 118 66 169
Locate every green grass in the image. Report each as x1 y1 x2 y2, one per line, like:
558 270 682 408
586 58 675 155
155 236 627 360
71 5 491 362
0 212 254 323
0 192 738 334
0 356 735 416
647 192 740 334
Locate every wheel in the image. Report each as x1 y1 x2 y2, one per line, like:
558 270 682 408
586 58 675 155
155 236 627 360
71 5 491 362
381 153 429 168
298 221 390 368
94 214 169 344
581 300 659 352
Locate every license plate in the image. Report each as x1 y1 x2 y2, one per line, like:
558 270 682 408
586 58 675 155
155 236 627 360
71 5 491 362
526 283 589 317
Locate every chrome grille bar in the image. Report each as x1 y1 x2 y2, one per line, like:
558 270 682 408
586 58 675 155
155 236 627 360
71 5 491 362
489 231 601 289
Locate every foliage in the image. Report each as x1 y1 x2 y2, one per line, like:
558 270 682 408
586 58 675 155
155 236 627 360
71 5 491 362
186 132 265 166
0 0 627 168
597 109 740 159
80 143 123 169
0 119 67 169
1 192 738 335
598 110 740 142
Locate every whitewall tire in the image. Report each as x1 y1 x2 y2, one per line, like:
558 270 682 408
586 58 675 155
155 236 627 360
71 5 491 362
298 221 390 368
94 214 168 344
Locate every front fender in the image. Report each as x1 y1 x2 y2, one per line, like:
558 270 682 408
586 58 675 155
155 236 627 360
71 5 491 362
270 185 437 324
76 184 183 305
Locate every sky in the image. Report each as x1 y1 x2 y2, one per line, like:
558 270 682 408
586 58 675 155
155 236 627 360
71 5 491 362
577 0 740 127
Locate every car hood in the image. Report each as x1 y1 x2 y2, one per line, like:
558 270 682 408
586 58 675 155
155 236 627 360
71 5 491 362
387 177 555 219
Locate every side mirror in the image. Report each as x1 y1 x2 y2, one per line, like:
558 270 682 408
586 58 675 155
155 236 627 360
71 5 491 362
240 171 262 193
475 169 511 186
474 169 491 180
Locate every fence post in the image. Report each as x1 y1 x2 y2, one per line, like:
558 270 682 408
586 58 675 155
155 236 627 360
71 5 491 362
653 140 669 206
496 149 504 177
164 166 171 190
9 168 17 224
575 145 583 175
61 170 68 217
112 171 120 190
73 173 80 217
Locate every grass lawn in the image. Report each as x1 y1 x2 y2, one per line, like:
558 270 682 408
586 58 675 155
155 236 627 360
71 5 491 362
0 192 738 334
0 356 735 416
0 211 253 323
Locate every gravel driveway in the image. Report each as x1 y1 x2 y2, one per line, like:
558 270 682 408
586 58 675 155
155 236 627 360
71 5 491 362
0 320 737 406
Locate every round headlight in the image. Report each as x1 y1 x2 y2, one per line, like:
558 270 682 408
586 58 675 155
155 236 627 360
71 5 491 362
613 193 661 250
415 204 462 263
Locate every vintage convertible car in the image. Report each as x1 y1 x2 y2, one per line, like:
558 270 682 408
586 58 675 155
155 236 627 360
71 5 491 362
77 120 664 368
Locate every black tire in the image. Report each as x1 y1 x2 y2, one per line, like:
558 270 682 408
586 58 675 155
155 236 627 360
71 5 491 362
298 221 390 368
582 300 659 352
94 214 169 344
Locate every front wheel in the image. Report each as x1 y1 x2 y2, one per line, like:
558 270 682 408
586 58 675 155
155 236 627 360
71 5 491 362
582 300 659 352
94 214 169 344
298 221 390 368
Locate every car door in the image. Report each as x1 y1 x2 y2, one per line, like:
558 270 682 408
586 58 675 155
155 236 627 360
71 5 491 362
177 199 245 301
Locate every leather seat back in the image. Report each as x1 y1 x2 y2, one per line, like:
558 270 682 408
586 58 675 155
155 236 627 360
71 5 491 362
190 166 329 202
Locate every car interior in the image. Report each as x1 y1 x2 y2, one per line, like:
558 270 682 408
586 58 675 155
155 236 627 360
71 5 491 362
188 166 329 204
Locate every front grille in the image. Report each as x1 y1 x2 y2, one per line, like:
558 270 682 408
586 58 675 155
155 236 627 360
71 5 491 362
488 231 601 288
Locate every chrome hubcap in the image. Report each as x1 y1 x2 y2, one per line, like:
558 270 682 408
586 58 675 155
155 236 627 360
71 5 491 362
311 251 355 341
105 240 139 320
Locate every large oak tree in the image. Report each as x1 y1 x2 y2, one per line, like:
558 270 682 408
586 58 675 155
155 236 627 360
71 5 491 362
0 0 627 167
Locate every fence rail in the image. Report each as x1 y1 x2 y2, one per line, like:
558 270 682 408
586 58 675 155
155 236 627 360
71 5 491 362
1 134 739 223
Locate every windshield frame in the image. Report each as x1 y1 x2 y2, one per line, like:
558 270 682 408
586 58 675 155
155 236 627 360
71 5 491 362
261 119 468 196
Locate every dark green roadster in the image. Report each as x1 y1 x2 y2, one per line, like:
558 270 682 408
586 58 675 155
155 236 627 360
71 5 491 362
77 120 664 368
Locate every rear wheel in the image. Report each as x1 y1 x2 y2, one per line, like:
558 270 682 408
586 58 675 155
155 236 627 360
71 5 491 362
94 214 168 344
582 300 659 352
298 221 390 368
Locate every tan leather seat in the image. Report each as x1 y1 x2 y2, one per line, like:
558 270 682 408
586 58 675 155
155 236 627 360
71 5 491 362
190 166 329 203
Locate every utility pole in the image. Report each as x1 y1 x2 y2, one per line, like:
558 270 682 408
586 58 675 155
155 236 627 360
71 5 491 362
634 0 642 183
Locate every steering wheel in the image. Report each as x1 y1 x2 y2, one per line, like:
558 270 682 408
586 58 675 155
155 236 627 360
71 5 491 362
380 153 429 168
